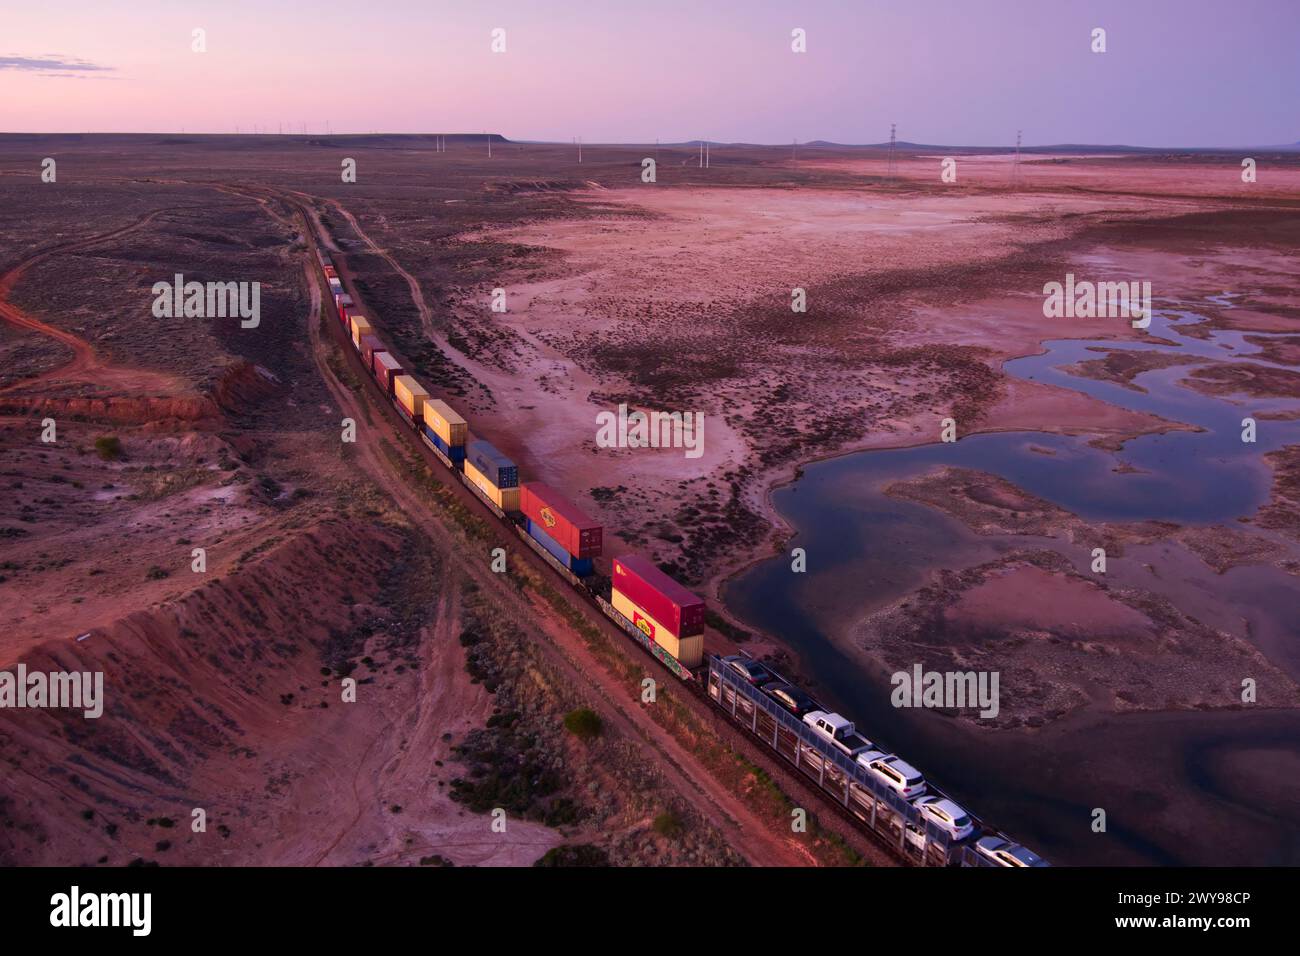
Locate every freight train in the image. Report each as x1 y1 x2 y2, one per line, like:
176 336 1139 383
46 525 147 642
314 245 1044 867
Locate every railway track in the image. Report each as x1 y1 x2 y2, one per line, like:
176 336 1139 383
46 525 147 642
286 188 1029 868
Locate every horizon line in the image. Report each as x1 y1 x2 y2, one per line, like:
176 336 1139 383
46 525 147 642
1 131 1297 152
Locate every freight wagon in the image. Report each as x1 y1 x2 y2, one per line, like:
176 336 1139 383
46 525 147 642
708 658 961 866
421 400 467 468
308 242 1045 868
349 315 372 349
334 293 352 324
373 351 403 396
611 555 705 668
467 439 518 489
359 334 386 367
392 374 428 428
519 482 601 576
464 460 520 513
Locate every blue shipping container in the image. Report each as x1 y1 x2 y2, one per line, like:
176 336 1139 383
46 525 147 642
468 439 518 488
423 424 466 462
525 518 594 576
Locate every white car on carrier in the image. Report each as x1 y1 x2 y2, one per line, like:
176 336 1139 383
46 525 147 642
802 711 873 758
856 750 927 799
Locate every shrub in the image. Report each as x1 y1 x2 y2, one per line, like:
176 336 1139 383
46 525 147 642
94 436 123 461
534 844 609 867
563 708 602 741
653 811 684 839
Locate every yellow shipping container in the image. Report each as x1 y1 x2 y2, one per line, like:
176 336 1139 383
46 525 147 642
392 374 428 419
465 460 520 511
349 315 372 348
611 588 703 668
423 399 468 447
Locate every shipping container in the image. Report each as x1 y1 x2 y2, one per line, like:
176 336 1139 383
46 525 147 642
519 483 602 559
465 460 520 511
349 315 372 349
373 351 403 394
422 399 468 448
392 374 428 421
466 440 518 489
359 334 386 367
422 425 466 464
525 517 594 575
611 555 706 639
611 588 703 667
323 265 337 279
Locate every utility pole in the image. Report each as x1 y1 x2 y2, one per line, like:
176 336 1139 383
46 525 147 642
888 123 897 179
578 136 582 164
487 131 492 158
698 139 703 168
705 140 709 168
1013 129 1022 186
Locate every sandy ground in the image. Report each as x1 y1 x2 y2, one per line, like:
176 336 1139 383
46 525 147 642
459 165 1293 601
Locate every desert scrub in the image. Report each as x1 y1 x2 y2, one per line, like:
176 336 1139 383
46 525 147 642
534 844 610 867
94 435 123 461
563 707 602 741
653 811 684 839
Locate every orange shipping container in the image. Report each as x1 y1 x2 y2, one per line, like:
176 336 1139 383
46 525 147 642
423 399 467 447
611 588 703 667
392 375 428 419
465 460 520 512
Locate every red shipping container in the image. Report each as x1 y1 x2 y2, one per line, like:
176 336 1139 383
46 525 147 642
359 334 386 366
373 351 403 393
612 555 705 638
520 483 602 559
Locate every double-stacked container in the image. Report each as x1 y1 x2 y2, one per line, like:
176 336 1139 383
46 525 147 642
392 375 428 427
464 439 519 511
349 315 372 350
372 351 403 396
422 399 468 465
519 482 602 576
359 334 386 367
611 555 706 667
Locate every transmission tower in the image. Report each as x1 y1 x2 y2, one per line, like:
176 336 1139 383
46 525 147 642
1013 130 1022 186
888 123 897 178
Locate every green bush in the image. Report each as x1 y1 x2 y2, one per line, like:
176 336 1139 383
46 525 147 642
94 435 123 461
653 811 684 839
563 708 602 741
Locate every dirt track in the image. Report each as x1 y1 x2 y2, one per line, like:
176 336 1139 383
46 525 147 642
287 207 838 866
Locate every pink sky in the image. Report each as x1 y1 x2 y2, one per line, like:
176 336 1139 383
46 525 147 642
3 0 1296 146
